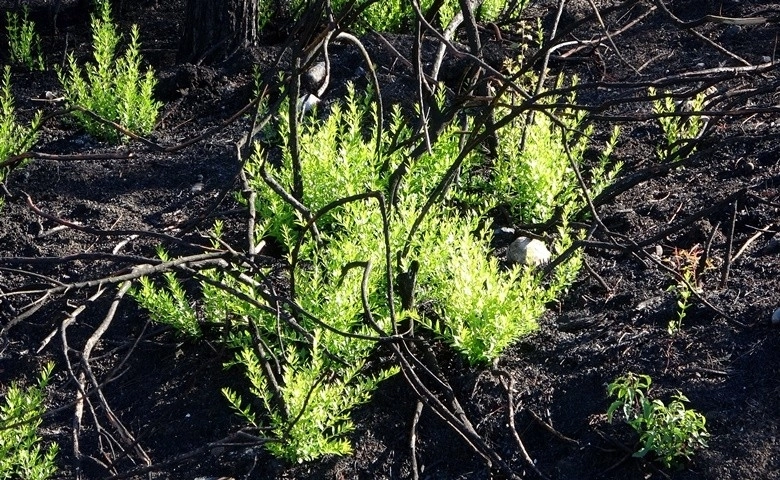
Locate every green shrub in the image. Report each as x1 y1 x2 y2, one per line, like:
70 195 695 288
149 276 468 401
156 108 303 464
135 72 619 460
6 6 45 71
464 74 621 225
56 0 160 142
650 86 705 161
608 372 710 468
0 362 58 480
0 65 41 208
258 0 508 33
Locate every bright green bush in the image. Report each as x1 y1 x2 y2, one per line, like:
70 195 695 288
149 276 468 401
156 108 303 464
136 71 618 460
0 362 58 480
56 0 160 143
464 74 620 225
6 6 45 71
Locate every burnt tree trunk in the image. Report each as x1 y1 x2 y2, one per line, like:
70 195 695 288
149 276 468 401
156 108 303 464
177 0 258 63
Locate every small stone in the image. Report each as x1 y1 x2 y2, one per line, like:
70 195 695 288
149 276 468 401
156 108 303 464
305 61 327 88
772 308 780 325
297 94 320 115
508 237 551 267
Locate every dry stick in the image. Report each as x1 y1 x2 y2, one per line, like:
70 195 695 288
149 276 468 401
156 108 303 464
0 252 157 266
410 400 424 480
430 0 470 81
0 150 134 170
697 220 721 282
409 0 528 99
634 188 747 250
534 0 567 98
731 222 775 263
393 345 520 478
650 0 751 66
526 408 579 445
415 19 433 155
642 249 739 325
61 287 108 479
376 32 437 85
289 56 303 200
720 199 737 289
585 0 640 74
79 280 152 468
496 372 550 480
105 429 268 480
557 5 657 58
248 316 288 418
24 192 208 249
0 292 49 337
331 32 384 160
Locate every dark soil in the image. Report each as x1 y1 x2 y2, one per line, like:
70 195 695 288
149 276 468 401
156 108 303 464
1 1 780 479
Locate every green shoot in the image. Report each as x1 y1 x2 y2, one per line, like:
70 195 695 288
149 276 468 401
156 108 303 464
0 362 59 480
6 6 45 71
608 372 710 469
56 0 160 142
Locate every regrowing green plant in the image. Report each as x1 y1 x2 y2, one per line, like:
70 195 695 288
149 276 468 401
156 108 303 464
664 244 712 335
6 6 45 71
0 361 59 480
129 248 201 338
650 86 706 161
0 65 42 208
607 372 710 469
133 62 620 459
56 0 160 142
258 0 508 33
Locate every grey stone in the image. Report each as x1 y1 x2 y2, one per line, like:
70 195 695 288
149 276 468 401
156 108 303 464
508 237 551 267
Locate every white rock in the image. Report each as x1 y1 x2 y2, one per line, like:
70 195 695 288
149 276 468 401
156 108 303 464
772 308 780 325
297 94 320 115
508 237 551 267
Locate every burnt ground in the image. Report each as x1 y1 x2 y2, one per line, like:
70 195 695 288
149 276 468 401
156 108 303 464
1 0 780 479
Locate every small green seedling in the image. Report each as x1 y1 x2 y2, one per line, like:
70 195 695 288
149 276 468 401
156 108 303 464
650 86 706 162
607 372 710 469
665 245 711 334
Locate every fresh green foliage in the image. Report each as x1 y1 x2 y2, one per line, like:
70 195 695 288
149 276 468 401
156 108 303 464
650 87 706 161
0 362 58 480
129 248 201 337
130 274 201 337
420 218 547 363
135 74 618 461
6 7 45 71
608 372 710 469
468 75 620 225
248 84 581 366
223 339 398 462
258 0 507 33
0 65 41 207
56 0 160 142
